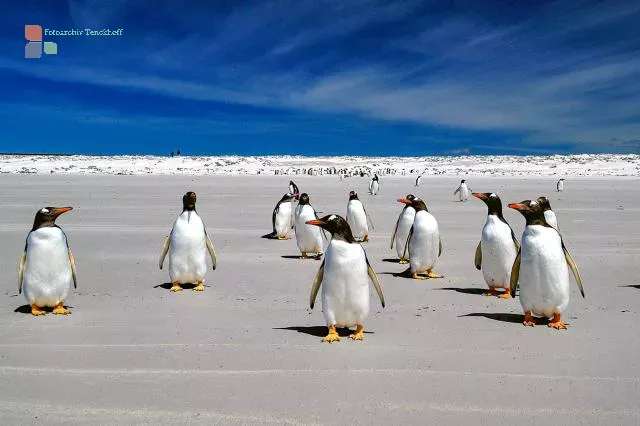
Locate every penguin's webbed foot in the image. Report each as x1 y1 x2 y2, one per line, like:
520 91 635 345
52 303 70 315
30 304 46 316
349 325 364 341
322 326 341 343
277 235 289 240
483 287 498 297
399 258 408 264
412 272 427 280
170 283 183 292
300 252 309 259
523 311 536 327
194 281 205 292
497 289 511 299
362 235 369 242
548 313 567 330
426 270 444 279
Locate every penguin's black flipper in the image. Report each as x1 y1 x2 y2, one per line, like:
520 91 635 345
68 248 78 288
205 232 218 270
159 235 171 270
364 251 385 308
510 249 521 298
18 251 26 294
309 260 325 309
402 226 414 260
439 237 443 257
475 242 482 270
390 213 402 249
562 241 585 298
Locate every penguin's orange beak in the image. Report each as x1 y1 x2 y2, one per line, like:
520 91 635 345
52 207 73 216
306 219 324 226
397 199 411 204
508 203 526 211
472 193 487 200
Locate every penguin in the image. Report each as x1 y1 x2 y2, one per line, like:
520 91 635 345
369 174 379 195
400 197 443 279
453 179 471 202
18 207 78 316
415 175 422 187
294 193 326 259
509 199 584 329
289 180 300 197
271 192 298 240
391 194 416 264
306 214 385 342
345 191 374 242
159 192 217 292
537 196 559 231
557 179 565 192
472 193 520 298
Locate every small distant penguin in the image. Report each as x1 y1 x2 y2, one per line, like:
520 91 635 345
453 179 471 201
306 214 385 342
289 180 300 196
346 191 374 242
537 196 559 231
415 175 422 187
391 194 416 264
557 179 565 192
271 193 298 240
294 193 325 259
400 197 443 279
18 207 78 316
472 193 520 298
159 192 217 292
509 200 584 329
369 174 379 195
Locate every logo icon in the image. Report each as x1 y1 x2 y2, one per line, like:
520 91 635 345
25 25 57 58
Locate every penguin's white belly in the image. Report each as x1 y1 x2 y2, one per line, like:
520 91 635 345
275 203 293 237
409 212 440 273
557 182 564 192
480 217 517 289
23 227 73 307
395 207 416 259
295 205 324 254
168 213 207 283
321 240 369 327
458 185 469 201
370 181 379 195
347 201 368 240
518 226 570 318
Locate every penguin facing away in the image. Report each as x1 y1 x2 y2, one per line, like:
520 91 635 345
19 207 78 316
472 193 520 298
557 179 565 192
453 179 471 201
294 193 326 259
289 180 300 196
306 215 385 343
400 197 443 279
391 194 416 264
537 196 559 231
509 199 584 329
271 192 299 240
159 192 217 292
345 191 374 242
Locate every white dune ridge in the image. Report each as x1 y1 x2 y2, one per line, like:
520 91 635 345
0 154 638 177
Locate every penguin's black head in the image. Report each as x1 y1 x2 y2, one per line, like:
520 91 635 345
182 192 197 211
537 196 552 212
400 197 427 212
472 192 503 216
461 179 466 183
397 194 416 206
349 191 359 200
32 206 73 230
298 193 310 205
306 214 355 243
509 199 547 225
281 192 298 203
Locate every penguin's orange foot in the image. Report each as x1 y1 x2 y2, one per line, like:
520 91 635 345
322 326 341 343
349 325 364 341
30 304 46 316
170 283 183 292
523 311 535 327
548 313 567 330
300 252 309 259
277 235 289 240
412 272 427 280
498 289 511 299
399 258 408 264
52 304 70 315
194 282 205 292
426 270 444 279
483 287 497 297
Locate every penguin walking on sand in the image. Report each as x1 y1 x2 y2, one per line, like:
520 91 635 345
289 180 299 196
391 194 416 264
472 193 520 298
509 199 584 329
400 197 443 279
271 193 299 240
557 179 565 192
453 179 471 201
415 175 422 187
306 214 385 342
18 207 78 316
346 191 374 242
537 196 559 231
294 193 325 259
369 174 379 195
159 192 217 292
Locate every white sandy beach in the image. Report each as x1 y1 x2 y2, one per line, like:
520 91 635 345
0 172 639 425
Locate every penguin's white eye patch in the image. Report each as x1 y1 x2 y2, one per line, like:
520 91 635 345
329 215 337 221
530 201 538 206
490 194 497 198
41 208 49 213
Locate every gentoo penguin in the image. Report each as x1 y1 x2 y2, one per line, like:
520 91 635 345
271 192 299 240
289 180 300 197
294 193 325 259
306 214 385 342
509 200 584 329
369 174 379 195
159 192 217 292
472 193 520 298
557 179 565 192
537 196 559 231
415 175 422 187
391 194 416 264
453 179 471 202
400 197 443 279
345 191 374 242
18 207 78 316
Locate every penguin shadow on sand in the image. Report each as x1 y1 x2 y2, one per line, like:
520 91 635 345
620 284 640 290
436 286 487 296
281 255 322 261
154 282 208 291
382 258 402 264
14 304 74 315
274 326 374 338
460 312 559 326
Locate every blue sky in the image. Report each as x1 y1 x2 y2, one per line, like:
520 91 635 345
1 0 639 156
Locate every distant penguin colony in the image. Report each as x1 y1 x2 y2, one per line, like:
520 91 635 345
14 173 587 337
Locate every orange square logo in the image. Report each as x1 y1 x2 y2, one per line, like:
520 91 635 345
25 25 42 41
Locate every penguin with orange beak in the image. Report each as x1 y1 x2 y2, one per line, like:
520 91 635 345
400 197 443 280
391 194 416 263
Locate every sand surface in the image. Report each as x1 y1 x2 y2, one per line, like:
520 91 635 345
0 174 639 425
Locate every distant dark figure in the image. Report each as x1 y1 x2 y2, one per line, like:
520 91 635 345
177 150 181 156
171 152 174 157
